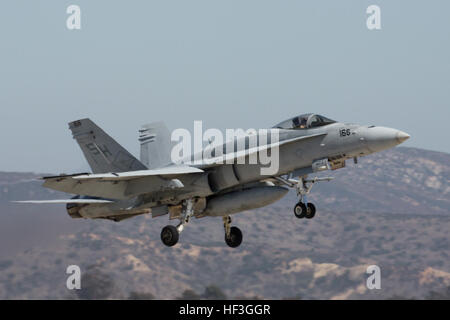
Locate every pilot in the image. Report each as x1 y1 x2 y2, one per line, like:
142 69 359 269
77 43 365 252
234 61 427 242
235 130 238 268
299 117 307 129
292 116 308 129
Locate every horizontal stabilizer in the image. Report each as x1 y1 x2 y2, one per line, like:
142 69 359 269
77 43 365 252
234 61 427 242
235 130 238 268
40 165 204 199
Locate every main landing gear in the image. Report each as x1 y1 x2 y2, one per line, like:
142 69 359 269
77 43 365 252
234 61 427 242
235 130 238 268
160 225 179 247
161 198 194 247
160 199 244 248
275 175 333 220
223 216 242 248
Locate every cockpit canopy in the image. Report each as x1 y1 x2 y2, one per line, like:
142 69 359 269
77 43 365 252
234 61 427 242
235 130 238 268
273 113 336 130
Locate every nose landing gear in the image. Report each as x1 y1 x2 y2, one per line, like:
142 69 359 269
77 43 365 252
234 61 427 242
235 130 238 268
294 201 316 219
275 175 333 220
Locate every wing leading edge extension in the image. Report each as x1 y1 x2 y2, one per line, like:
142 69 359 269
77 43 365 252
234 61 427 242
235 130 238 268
12 199 114 204
190 133 327 169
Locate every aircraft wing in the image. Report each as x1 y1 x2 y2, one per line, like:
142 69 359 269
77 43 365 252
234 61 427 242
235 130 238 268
42 165 204 200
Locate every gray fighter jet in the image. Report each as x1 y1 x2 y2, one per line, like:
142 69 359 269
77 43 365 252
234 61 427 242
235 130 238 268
17 114 410 248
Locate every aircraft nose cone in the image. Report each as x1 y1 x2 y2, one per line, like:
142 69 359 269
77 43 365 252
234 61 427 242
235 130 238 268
362 126 409 152
396 131 410 144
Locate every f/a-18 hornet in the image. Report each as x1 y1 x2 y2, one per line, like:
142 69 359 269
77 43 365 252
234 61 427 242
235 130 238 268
17 114 409 248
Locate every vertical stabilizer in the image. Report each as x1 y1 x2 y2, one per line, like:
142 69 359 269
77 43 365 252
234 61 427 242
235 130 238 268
69 119 147 173
139 122 172 169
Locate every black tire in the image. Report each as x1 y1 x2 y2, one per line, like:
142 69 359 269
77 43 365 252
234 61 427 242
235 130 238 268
161 225 179 247
294 202 307 218
305 203 316 219
225 226 243 248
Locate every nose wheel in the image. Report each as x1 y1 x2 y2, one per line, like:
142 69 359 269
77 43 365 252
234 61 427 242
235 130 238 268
275 175 332 221
294 202 307 218
294 202 316 219
305 203 316 219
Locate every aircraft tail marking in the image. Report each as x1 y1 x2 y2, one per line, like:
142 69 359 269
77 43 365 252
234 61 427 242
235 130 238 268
69 118 147 173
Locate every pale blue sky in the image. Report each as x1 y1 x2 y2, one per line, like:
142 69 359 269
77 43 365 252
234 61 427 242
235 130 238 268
0 1 449 173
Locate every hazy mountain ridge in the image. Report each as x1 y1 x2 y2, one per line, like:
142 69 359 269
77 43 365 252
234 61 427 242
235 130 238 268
1 209 449 299
0 146 448 299
307 147 450 215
